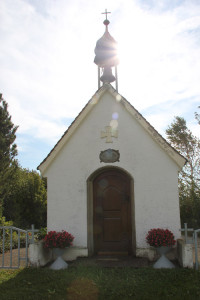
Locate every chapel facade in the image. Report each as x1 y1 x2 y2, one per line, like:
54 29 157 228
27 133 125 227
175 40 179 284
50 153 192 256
38 12 186 260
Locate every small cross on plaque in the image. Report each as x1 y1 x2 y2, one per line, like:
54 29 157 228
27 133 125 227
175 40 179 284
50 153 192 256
101 126 118 143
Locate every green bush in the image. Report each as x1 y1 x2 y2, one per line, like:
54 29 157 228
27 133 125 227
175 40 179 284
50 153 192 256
35 227 47 241
0 216 13 227
0 217 29 253
3 168 47 229
0 231 28 254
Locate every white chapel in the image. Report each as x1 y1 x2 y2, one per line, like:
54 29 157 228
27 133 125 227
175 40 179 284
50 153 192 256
38 13 186 260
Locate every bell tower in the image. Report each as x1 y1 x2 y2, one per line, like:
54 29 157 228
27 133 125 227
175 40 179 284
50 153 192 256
94 9 119 91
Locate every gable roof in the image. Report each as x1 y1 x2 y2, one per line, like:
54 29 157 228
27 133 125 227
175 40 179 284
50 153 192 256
38 83 186 174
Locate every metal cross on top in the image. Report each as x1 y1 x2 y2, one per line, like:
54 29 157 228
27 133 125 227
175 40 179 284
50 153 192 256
102 9 111 20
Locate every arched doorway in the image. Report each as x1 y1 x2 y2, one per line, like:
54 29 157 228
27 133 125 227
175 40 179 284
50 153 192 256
88 167 134 255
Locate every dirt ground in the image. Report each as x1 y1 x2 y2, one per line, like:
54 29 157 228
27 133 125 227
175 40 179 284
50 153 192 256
1 245 200 269
1 250 151 268
0 248 28 268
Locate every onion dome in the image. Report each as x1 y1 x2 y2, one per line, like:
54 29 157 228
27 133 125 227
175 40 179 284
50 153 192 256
94 19 119 68
94 10 119 87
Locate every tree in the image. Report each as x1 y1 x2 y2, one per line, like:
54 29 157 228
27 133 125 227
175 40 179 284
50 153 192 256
3 168 47 228
166 116 200 189
0 94 18 169
166 116 200 227
0 94 47 228
0 94 18 216
195 106 200 125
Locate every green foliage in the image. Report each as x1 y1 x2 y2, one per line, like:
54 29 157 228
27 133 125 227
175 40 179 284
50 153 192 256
0 94 18 169
0 94 47 228
0 231 27 254
0 216 13 227
195 106 200 125
0 94 18 217
3 168 47 229
0 217 13 253
166 116 200 188
0 217 28 253
35 227 47 241
179 181 200 228
166 116 200 228
0 267 200 299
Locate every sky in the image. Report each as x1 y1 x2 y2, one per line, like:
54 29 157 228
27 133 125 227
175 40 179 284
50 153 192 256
1 0 200 171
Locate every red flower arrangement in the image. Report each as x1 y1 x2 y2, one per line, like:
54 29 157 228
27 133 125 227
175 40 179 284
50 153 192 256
146 228 176 248
43 230 74 249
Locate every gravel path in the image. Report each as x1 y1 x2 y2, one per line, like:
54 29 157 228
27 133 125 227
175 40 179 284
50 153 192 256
0 248 28 268
1 245 200 268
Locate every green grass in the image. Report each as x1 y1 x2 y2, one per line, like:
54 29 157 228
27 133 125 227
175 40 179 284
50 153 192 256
0 265 200 299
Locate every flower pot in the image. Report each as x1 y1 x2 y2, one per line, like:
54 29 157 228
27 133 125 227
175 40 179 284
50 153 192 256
49 248 68 270
153 246 175 269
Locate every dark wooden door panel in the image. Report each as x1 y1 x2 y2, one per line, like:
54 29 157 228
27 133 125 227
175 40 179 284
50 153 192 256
103 187 122 210
93 169 132 254
104 218 122 241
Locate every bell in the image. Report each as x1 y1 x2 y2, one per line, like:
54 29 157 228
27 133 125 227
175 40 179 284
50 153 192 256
100 66 116 83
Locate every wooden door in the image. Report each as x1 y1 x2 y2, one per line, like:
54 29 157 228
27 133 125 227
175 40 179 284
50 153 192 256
93 169 132 254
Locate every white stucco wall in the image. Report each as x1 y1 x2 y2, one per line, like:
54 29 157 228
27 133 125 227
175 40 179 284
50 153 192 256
43 89 181 252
